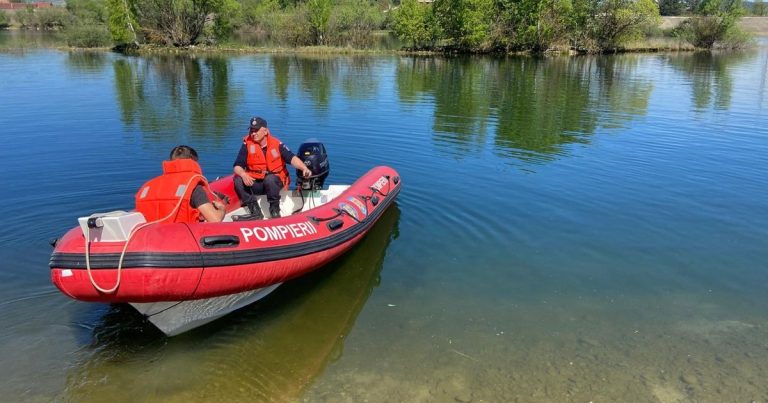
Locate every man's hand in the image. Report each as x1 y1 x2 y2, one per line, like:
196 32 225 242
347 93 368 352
240 172 254 186
302 168 312 178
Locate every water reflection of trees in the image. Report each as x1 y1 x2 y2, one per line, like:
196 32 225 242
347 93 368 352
113 55 240 142
268 55 379 107
665 52 748 111
65 51 108 74
397 55 653 164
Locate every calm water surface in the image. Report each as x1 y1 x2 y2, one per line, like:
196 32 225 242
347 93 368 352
0 40 767 402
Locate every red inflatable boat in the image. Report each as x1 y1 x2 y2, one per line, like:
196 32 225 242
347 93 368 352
49 165 400 335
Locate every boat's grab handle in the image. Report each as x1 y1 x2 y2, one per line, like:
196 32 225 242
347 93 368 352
327 219 344 231
309 208 344 223
201 235 240 248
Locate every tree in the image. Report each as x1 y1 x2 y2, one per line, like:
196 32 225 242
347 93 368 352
67 0 108 23
36 6 72 29
16 6 37 29
752 0 767 15
207 0 240 43
571 0 661 51
390 0 438 49
461 0 494 49
308 0 332 45
529 0 572 50
0 10 9 29
676 0 747 48
106 0 140 46
106 0 238 47
432 0 466 47
659 0 686 15
328 0 386 47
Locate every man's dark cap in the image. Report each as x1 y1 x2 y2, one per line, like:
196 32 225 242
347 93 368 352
249 117 267 131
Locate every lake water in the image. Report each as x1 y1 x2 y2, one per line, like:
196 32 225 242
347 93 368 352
1 39 767 402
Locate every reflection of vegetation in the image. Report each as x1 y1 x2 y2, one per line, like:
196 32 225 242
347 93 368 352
491 58 595 162
113 55 240 141
112 53 378 143
267 55 379 108
270 56 292 103
298 57 335 107
65 51 109 73
666 51 747 110
397 55 653 163
340 57 377 99
63 205 400 402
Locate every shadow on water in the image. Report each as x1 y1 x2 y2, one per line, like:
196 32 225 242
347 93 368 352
396 55 654 164
61 204 401 402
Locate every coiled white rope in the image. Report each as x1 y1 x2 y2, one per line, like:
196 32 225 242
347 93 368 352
84 174 205 294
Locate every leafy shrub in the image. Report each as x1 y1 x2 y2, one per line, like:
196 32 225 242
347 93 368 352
674 0 750 48
571 0 661 52
67 0 108 24
36 7 73 30
327 0 385 47
66 24 112 47
16 7 38 29
0 10 10 29
390 0 439 49
274 4 313 46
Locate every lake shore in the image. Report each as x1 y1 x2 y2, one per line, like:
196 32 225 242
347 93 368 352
1 16 766 55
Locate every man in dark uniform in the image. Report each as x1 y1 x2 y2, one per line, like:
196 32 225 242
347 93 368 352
233 117 312 219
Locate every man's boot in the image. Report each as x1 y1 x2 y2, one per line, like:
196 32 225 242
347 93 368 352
269 202 281 219
247 203 264 219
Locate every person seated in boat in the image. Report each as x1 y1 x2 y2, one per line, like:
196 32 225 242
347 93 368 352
135 145 226 224
233 117 312 219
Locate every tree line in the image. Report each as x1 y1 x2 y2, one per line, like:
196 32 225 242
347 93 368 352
0 0 754 52
392 0 752 51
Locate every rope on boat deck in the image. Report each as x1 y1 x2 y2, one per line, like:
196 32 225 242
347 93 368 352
84 174 208 294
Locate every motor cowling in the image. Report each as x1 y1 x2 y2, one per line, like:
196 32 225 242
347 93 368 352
296 139 329 190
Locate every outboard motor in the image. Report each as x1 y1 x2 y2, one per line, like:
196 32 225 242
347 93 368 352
295 139 329 191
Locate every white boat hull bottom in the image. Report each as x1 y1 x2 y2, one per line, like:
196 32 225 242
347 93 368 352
129 283 282 336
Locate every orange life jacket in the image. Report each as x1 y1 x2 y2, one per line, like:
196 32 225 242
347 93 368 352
135 159 215 224
243 134 290 189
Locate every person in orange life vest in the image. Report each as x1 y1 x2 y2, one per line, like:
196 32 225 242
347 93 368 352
233 117 312 219
136 145 226 224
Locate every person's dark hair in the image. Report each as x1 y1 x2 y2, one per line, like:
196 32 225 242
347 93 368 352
170 145 199 161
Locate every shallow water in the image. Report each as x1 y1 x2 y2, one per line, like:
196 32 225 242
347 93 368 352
0 39 767 402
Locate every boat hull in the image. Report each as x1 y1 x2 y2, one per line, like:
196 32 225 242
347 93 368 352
130 283 282 336
50 166 401 304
